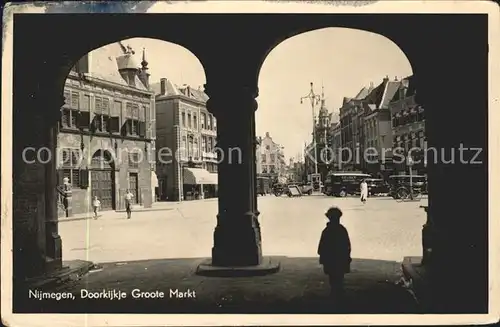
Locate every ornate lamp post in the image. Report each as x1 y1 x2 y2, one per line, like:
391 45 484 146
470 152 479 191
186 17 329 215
300 82 321 176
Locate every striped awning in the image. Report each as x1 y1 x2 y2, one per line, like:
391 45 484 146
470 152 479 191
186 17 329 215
183 168 211 185
183 168 217 185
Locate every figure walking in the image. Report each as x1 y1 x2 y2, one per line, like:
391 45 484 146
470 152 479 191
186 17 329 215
318 206 352 310
92 196 101 219
360 179 368 204
124 189 134 219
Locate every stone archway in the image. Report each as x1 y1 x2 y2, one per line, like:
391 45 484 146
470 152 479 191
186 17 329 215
90 150 116 210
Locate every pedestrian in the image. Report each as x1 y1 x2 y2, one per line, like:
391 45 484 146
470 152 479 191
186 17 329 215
92 196 101 219
360 179 368 204
124 189 134 219
318 206 352 310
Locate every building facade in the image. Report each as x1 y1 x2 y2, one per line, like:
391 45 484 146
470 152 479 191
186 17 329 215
389 75 426 175
256 132 285 182
153 78 218 201
361 76 400 178
339 86 371 171
57 42 156 217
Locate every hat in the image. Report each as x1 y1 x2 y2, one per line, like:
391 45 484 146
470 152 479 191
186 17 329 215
325 206 342 221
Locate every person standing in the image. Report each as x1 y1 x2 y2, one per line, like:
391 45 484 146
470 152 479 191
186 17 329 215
124 189 134 219
360 179 368 204
318 206 352 310
92 196 101 219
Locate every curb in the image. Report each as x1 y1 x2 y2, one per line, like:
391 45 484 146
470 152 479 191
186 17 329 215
59 215 102 222
115 208 174 213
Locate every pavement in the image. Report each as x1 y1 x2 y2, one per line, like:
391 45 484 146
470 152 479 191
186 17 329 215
18 194 428 314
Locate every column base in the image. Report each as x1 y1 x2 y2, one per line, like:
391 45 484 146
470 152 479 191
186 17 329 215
196 257 280 277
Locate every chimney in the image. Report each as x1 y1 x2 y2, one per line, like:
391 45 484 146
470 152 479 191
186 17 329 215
383 75 389 82
160 78 167 95
265 132 270 138
394 76 398 81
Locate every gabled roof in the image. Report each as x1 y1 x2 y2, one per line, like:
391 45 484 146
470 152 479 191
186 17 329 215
364 77 401 109
354 86 370 100
152 79 209 103
380 81 401 109
82 42 148 91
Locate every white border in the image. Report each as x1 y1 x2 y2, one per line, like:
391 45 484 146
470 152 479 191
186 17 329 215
2 1 499 326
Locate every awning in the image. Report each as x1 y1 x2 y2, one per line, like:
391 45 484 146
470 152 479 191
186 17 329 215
206 173 218 185
183 168 214 185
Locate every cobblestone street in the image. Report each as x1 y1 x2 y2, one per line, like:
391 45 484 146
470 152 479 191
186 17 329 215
60 195 427 264
21 195 429 314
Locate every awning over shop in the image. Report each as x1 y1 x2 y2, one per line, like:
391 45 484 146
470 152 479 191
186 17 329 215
183 168 216 185
206 173 218 185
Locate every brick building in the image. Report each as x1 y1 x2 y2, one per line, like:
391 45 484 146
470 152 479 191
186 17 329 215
153 78 218 201
57 42 156 217
389 75 426 175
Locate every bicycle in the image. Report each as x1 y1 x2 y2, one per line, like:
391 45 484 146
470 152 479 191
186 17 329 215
395 186 423 202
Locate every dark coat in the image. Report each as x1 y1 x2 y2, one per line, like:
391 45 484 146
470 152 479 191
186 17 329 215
318 222 352 274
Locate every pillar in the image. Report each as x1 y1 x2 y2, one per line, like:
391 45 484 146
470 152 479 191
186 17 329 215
414 69 487 313
205 85 262 266
44 107 63 272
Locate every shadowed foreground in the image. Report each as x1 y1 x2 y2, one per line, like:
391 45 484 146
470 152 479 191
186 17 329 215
15 257 419 314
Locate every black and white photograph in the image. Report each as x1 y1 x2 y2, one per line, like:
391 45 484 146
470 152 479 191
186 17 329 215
1 1 499 326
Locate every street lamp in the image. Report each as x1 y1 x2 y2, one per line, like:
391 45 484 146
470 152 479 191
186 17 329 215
407 155 414 200
300 82 321 176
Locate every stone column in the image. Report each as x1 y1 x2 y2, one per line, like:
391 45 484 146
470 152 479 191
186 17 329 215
205 85 262 266
44 111 63 272
415 74 487 313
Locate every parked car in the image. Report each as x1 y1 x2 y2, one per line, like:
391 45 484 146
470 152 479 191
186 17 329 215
286 184 302 197
297 183 313 195
365 178 389 196
387 175 426 199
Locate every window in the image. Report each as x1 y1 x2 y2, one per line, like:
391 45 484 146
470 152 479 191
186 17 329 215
213 117 217 131
61 90 81 129
109 100 121 133
128 152 139 169
193 138 199 158
193 114 198 129
270 166 276 174
93 96 112 133
208 115 213 130
59 148 86 188
187 113 192 128
201 113 206 129
181 112 186 127
181 136 187 159
201 136 207 153
270 154 276 162
261 154 266 163
207 137 212 152
263 167 268 174
124 103 144 137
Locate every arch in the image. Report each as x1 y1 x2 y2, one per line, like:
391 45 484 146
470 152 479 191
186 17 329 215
91 149 115 170
257 27 413 86
53 35 208 110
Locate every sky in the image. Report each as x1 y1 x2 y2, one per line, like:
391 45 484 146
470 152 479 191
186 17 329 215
123 28 412 161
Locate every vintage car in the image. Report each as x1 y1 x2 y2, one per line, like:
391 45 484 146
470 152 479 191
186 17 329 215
297 183 314 195
388 175 426 199
286 184 302 197
365 178 390 196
